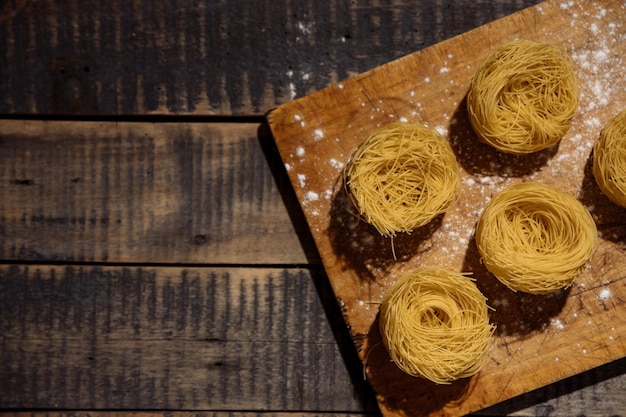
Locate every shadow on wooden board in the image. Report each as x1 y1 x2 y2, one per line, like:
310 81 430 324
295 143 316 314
448 95 558 178
257 120 381 414
257 120 626 416
365 314 474 417
579 147 626 246
463 231 571 338
327 184 443 283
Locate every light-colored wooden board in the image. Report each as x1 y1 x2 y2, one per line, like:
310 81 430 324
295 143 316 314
268 1 626 416
0 121 313 264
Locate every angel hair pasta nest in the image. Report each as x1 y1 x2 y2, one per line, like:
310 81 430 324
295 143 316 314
344 123 460 237
379 267 494 384
467 40 578 154
476 182 597 294
593 109 626 208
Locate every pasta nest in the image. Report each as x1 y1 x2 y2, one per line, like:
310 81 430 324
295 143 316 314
476 182 597 294
379 267 494 384
344 123 460 237
467 40 578 154
593 109 626 208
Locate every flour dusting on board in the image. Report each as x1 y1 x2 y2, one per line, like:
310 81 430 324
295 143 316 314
598 288 612 301
287 0 625 265
280 0 625 322
270 2 626 414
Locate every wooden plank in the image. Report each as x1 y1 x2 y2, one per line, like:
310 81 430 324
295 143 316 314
268 0 626 416
0 414 373 417
0 264 376 412
0 0 542 115
0 120 314 264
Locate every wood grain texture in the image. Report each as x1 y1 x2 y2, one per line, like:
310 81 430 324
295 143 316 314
0 120 314 264
0 0 541 115
1 118 624 417
268 0 626 415
0 265 375 412
1 0 625 416
0 413 498 417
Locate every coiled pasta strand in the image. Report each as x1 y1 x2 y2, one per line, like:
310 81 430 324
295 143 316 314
344 123 460 237
476 182 597 294
467 40 578 154
379 267 495 384
593 109 626 207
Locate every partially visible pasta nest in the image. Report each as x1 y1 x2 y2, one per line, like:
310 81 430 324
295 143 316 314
379 267 495 384
476 182 597 294
467 39 578 154
593 109 626 208
344 123 460 237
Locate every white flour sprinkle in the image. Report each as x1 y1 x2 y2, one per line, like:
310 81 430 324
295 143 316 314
329 158 344 170
464 177 476 186
305 191 319 202
584 117 602 128
296 21 314 35
288 83 296 100
296 146 305 157
313 129 324 140
297 173 306 188
551 318 565 331
598 288 611 301
568 4 624 120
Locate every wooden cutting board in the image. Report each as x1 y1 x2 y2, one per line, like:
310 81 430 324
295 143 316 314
267 1 626 415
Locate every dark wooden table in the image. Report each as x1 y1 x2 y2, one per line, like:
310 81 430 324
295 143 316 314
1 1 624 416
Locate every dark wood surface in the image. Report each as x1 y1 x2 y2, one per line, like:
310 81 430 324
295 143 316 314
0 1 624 416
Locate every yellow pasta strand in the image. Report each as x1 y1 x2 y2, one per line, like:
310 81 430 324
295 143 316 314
379 267 495 384
476 182 597 294
344 123 460 237
593 109 626 208
467 40 578 154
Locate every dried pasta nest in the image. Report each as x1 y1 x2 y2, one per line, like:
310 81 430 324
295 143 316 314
592 109 626 208
344 123 460 237
467 40 578 154
379 267 494 384
476 182 597 294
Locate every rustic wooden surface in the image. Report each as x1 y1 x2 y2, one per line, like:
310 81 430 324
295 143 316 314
1 1 625 416
0 120 312 264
